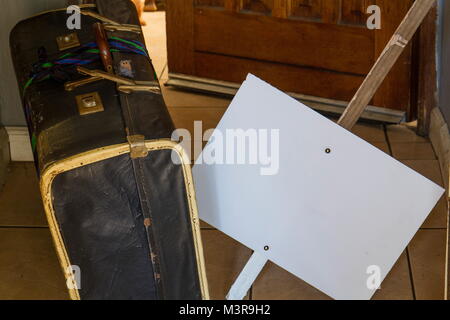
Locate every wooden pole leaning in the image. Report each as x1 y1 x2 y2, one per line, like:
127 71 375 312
338 0 436 131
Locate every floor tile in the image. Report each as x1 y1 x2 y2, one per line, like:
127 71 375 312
408 229 446 300
391 143 436 160
372 252 414 300
168 107 227 139
401 160 444 186
0 163 47 227
0 228 69 300
387 125 428 143
142 12 167 79
351 123 386 143
252 262 331 300
252 252 414 300
201 230 252 300
371 142 391 155
200 220 215 229
421 196 447 229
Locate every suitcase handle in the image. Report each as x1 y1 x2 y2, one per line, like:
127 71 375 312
93 22 114 74
66 67 160 94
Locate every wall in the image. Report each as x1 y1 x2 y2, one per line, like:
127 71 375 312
439 0 450 123
0 0 66 126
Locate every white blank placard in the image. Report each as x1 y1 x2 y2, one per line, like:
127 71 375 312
193 74 444 300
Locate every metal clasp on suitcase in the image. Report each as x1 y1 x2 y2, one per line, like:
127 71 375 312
127 135 148 159
65 67 161 94
56 32 81 51
75 92 104 115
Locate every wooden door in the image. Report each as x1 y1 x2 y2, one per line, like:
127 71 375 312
166 0 415 114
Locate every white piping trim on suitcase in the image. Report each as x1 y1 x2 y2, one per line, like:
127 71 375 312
40 140 209 300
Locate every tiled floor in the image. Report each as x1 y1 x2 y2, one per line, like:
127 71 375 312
0 12 447 300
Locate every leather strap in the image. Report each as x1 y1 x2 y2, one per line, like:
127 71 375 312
95 0 165 299
93 23 113 74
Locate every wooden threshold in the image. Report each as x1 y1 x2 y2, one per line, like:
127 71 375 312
166 73 405 124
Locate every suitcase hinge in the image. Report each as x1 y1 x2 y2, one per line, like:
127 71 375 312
127 135 148 159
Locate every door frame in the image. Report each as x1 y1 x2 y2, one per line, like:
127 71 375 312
416 3 439 136
166 0 437 127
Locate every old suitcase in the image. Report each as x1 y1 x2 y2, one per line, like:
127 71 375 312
10 0 208 300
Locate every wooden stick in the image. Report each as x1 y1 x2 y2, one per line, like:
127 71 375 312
227 252 268 300
338 0 436 130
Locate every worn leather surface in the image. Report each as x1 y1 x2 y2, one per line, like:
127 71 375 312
52 151 201 300
139 149 201 300
52 154 157 300
10 1 202 300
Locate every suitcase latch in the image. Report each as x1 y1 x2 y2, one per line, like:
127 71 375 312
76 92 104 115
127 135 148 159
56 33 80 51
